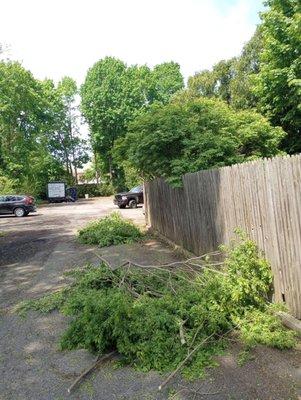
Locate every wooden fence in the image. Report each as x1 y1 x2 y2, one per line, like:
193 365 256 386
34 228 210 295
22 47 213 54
144 155 301 319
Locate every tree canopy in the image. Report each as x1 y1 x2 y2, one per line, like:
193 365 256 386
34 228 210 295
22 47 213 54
81 57 184 186
0 61 87 196
187 0 300 154
1 0 300 195
254 0 301 153
120 96 285 185
188 28 263 110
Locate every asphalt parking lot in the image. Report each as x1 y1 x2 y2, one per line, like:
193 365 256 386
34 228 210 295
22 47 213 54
0 198 300 400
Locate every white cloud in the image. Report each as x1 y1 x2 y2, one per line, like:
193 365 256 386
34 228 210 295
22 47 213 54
0 0 262 84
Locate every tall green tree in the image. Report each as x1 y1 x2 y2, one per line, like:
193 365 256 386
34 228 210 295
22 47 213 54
81 58 133 181
81 57 183 186
188 59 236 104
0 61 65 194
230 28 263 110
188 28 263 111
254 0 301 153
0 61 87 195
148 62 184 104
44 77 89 183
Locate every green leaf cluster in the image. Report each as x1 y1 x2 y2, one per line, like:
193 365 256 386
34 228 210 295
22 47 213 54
0 61 89 196
188 28 263 110
80 57 184 187
121 96 285 185
19 234 297 378
0 174 16 195
188 0 301 154
224 232 273 310
77 212 144 247
255 0 301 153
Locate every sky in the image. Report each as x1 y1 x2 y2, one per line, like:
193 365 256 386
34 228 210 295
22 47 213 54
0 0 265 85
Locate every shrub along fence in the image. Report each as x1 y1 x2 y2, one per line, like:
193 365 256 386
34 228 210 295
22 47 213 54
144 154 301 319
75 183 114 198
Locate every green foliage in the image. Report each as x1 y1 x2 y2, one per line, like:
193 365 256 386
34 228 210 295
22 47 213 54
19 234 296 378
75 183 114 198
16 289 68 316
223 231 273 310
122 163 142 191
42 77 89 180
188 0 301 156
112 139 142 190
78 212 143 247
237 307 297 349
255 0 301 153
189 59 236 105
123 96 285 185
230 28 263 110
237 349 255 366
0 61 88 197
148 62 184 105
188 29 263 111
81 57 183 187
189 0 300 154
0 61 63 195
0 174 15 194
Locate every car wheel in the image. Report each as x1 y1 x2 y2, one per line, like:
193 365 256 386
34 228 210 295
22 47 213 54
128 199 137 209
118 205 126 209
14 207 26 217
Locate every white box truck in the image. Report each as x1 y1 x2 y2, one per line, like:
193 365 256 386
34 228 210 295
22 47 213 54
47 182 66 203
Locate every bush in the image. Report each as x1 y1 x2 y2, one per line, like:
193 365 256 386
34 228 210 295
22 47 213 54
18 234 297 378
0 174 16 195
223 231 273 310
78 212 143 247
123 96 285 185
75 183 114 198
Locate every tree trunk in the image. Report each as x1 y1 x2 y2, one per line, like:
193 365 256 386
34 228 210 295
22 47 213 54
108 155 113 181
74 163 78 184
94 151 100 184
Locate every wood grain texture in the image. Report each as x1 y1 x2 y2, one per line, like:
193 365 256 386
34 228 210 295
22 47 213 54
144 155 301 318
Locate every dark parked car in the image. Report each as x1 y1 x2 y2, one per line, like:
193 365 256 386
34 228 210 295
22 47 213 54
0 195 36 217
114 185 143 209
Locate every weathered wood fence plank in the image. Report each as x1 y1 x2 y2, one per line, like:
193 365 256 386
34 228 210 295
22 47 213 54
145 155 301 318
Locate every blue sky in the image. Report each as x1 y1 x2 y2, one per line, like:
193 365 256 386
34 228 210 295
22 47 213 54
212 0 264 21
0 0 265 84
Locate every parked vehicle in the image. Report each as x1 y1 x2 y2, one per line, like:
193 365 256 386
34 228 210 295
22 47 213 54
47 181 66 203
0 195 36 217
114 185 143 209
47 182 76 203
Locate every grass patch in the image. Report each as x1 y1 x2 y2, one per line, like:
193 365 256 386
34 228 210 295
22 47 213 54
18 233 297 379
78 212 143 247
237 349 255 366
16 289 68 317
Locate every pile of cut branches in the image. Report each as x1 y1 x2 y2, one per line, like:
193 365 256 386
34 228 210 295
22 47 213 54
18 233 297 383
78 211 143 247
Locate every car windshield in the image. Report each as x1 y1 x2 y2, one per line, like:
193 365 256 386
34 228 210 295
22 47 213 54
130 186 142 193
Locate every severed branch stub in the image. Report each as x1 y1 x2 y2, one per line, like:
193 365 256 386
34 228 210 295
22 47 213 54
67 351 116 394
158 327 235 392
158 332 216 391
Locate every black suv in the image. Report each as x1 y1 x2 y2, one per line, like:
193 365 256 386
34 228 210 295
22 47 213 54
0 195 36 217
114 185 143 209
